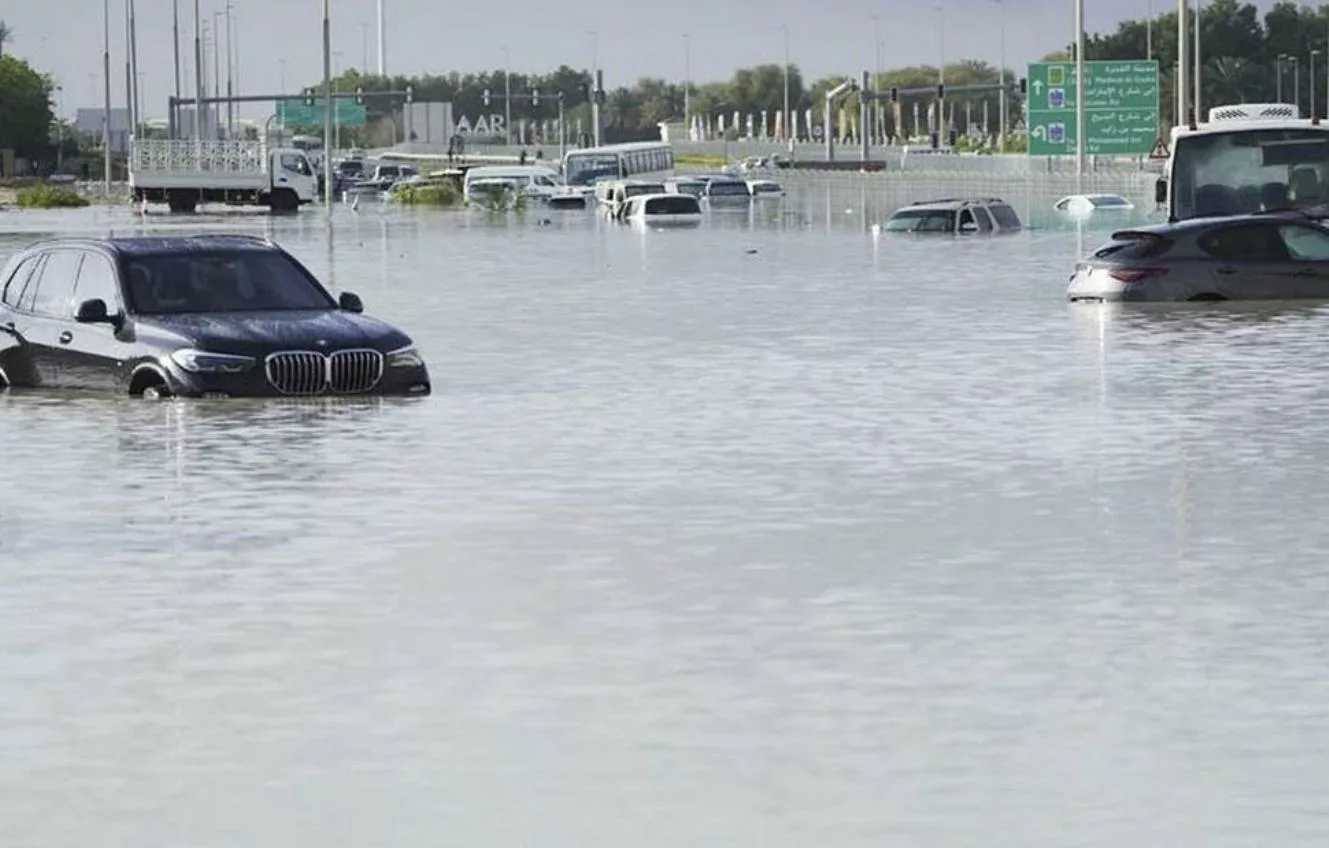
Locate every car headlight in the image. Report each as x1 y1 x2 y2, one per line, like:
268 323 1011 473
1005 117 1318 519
170 349 255 374
386 345 424 369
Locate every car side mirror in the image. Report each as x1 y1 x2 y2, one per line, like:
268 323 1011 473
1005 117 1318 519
75 297 115 324
338 291 364 313
959 221 978 234
1155 178 1167 204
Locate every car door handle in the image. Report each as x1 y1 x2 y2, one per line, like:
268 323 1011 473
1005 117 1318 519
58 331 73 344
1216 266 1238 275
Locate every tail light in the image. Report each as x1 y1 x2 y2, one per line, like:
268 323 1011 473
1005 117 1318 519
1107 267 1168 283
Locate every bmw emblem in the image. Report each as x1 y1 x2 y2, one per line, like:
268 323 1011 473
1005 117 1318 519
315 339 328 347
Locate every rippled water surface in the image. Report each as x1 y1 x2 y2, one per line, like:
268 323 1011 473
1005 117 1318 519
2 194 1328 847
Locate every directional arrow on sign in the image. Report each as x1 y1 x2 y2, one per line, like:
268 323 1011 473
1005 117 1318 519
1032 80 1044 96
1031 125 1046 139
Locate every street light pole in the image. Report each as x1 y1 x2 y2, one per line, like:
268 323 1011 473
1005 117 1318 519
193 0 202 139
1074 0 1085 178
1293 56 1301 113
1277 55 1285 103
212 12 221 135
871 15 880 145
994 0 1006 149
781 24 790 151
1176 0 1188 128
503 46 512 146
129 0 139 138
683 33 691 141
1192 0 1201 121
103 0 112 192
322 0 332 208
1312 50 1320 121
225 1 234 135
1146 0 1153 60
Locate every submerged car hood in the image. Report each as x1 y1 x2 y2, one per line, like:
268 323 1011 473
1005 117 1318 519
135 309 410 355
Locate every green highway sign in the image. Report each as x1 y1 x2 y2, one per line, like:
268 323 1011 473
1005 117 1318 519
1025 60 1159 156
276 99 367 127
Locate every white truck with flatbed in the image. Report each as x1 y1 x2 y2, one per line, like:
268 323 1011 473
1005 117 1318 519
129 139 319 213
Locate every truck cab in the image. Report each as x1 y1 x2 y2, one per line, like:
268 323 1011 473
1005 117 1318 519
1157 103 1329 222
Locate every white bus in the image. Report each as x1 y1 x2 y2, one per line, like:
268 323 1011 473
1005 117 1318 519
562 141 675 188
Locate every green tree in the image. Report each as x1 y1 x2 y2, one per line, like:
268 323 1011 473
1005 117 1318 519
0 21 12 56
0 55 54 158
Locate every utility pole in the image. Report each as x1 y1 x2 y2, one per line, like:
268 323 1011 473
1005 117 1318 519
129 0 140 138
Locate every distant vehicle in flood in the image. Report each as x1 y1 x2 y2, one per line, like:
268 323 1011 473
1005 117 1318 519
1068 211 1329 302
0 234 430 398
621 193 703 227
1054 193 1135 216
884 198 1023 235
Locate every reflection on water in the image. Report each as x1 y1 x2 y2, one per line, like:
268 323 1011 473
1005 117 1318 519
2 200 1329 846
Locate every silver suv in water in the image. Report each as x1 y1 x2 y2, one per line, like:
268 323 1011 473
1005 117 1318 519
884 198 1023 235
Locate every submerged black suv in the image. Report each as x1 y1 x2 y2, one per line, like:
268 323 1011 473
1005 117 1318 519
0 234 430 398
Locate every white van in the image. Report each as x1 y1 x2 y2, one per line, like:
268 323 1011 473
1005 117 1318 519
462 165 586 208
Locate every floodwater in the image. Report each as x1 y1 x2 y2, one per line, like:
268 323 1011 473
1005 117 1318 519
2 189 1328 847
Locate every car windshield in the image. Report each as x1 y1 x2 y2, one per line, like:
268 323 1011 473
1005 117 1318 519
708 181 750 197
1171 128 1329 219
565 154 622 186
885 209 955 232
624 183 664 197
121 250 334 315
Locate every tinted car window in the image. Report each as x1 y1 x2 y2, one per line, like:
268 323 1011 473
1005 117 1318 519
2 255 41 308
1278 224 1329 260
73 253 123 310
988 204 1021 229
121 250 334 314
1198 224 1290 261
30 250 83 318
972 207 994 231
644 196 700 215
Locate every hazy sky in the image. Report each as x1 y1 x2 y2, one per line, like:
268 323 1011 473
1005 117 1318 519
5 0 1278 119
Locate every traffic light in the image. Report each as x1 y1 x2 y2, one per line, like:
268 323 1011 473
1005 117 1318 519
404 84 414 104
531 88 539 107
890 86 898 103
303 87 315 106
1019 77 1027 95
937 83 945 100
482 88 491 107
355 86 364 105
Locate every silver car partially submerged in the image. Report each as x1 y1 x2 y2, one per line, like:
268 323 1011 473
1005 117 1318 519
1067 211 1329 302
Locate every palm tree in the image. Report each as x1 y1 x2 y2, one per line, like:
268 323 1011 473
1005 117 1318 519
0 21 11 56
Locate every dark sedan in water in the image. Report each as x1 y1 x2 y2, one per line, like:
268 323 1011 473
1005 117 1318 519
0 234 431 398
1068 211 1329 302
